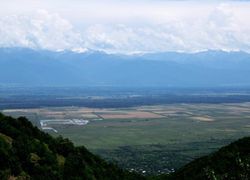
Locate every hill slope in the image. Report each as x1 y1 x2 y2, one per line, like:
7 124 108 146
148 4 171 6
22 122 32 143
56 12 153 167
159 137 250 180
1 112 250 180
0 113 143 180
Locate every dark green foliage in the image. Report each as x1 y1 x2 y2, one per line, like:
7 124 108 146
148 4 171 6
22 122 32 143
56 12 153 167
0 113 144 180
157 137 250 180
1 112 250 180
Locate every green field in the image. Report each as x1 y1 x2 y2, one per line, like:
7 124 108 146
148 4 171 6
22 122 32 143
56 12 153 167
2 103 250 175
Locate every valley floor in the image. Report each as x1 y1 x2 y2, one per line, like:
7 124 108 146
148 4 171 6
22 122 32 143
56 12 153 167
2 103 250 175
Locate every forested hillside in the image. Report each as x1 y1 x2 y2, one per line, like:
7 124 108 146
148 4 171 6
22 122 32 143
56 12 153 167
0 113 143 180
1 112 250 180
159 137 250 180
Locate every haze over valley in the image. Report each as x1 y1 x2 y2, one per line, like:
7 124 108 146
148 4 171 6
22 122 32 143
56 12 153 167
1 0 250 179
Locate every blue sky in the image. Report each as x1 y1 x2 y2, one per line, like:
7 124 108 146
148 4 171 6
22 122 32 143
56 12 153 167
0 0 250 54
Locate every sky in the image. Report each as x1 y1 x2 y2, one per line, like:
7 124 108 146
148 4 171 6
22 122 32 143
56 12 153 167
0 0 250 54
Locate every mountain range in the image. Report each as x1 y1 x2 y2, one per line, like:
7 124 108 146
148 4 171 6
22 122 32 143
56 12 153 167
0 48 250 87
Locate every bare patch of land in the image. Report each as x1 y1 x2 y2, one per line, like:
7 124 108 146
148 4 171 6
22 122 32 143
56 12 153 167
99 111 164 119
191 116 214 122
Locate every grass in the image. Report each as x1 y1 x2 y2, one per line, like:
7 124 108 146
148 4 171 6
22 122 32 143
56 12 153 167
2 103 250 174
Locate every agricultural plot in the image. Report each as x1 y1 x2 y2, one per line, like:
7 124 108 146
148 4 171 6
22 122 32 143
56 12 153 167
98 111 164 119
40 119 89 133
2 102 250 175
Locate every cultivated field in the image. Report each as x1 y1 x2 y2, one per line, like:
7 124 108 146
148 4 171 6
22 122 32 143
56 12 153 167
2 103 250 175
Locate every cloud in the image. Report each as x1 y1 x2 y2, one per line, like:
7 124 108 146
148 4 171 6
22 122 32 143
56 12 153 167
82 4 250 53
0 3 250 54
99 4 250 53
0 10 83 51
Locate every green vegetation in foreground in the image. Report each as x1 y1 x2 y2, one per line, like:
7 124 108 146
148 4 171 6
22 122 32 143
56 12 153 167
4 103 250 175
0 113 143 180
160 136 250 180
54 111 250 174
1 113 250 179
95 140 233 175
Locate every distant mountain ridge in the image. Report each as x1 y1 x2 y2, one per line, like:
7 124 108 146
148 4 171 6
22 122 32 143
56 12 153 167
0 48 250 87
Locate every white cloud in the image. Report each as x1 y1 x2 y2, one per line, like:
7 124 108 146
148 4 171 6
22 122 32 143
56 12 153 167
82 4 250 53
0 10 83 51
0 2 250 54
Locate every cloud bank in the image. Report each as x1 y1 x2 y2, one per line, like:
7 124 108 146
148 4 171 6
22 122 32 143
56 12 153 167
0 10 84 52
0 2 250 54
